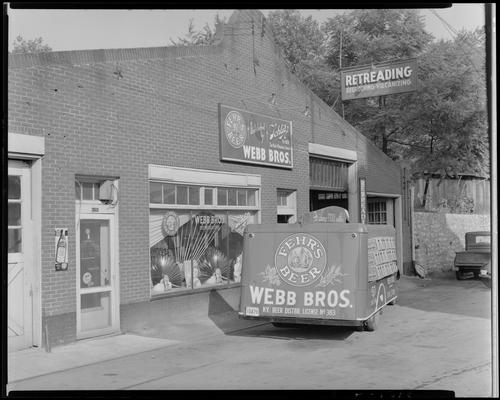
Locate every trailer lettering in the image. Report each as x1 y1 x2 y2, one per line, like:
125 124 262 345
248 285 297 306
275 289 285 305
249 285 264 304
275 233 327 287
339 289 351 307
316 291 326 307
304 292 313 306
327 290 338 307
264 288 274 305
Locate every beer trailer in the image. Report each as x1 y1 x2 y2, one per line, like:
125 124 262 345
239 207 399 331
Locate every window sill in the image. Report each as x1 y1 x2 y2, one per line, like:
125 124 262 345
149 282 242 301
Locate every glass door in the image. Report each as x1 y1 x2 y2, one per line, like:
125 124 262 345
76 213 119 338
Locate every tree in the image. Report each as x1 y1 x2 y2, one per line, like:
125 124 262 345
321 10 434 156
267 10 324 74
11 36 52 53
394 28 488 178
171 14 226 46
266 10 489 178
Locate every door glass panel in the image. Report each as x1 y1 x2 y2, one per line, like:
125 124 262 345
177 186 187 205
80 292 111 332
150 182 162 203
80 220 110 288
189 186 200 205
228 188 237 205
8 203 21 226
8 228 22 253
164 184 175 204
8 176 21 199
82 183 94 200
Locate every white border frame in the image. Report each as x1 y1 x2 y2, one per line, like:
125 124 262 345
75 211 120 339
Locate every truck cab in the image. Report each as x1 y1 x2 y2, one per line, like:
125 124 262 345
454 231 491 280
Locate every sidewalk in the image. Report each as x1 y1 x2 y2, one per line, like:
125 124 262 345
8 333 179 383
8 307 267 385
6 275 455 385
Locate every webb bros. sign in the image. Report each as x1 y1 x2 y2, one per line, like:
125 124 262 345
341 58 417 100
219 104 293 169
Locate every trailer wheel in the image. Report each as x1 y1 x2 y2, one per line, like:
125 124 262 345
364 313 379 332
456 270 466 280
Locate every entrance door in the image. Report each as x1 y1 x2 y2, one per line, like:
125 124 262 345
76 213 119 339
8 161 33 351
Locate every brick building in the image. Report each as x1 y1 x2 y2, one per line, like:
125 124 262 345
7 10 411 350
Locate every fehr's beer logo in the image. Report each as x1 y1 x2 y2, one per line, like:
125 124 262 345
224 111 247 148
275 233 327 287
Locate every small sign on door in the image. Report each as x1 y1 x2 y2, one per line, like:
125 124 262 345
55 228 69 271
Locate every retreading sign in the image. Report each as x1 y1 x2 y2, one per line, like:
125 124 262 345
219 104 293 169
341 58 418 100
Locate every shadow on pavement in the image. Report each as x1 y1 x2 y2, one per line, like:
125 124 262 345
228 323 356 341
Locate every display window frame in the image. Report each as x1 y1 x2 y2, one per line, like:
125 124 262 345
148 166 261 299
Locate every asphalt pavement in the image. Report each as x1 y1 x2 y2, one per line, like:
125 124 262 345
7 273 495 396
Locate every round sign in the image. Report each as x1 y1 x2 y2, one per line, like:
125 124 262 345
162 211 180 236
224 111 247 148
82 272 92 286
275 233 327 287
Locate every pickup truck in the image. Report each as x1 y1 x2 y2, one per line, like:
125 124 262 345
454 231 491 280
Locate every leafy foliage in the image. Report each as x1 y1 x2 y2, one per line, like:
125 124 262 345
11 36 52 54
170 14 226 46
266 10 489 178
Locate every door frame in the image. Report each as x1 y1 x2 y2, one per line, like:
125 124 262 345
7 161 34 351
8 133 45 350
75 210 120 339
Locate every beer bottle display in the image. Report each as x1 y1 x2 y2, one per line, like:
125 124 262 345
56 230 67 264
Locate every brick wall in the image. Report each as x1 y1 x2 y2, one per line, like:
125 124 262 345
414 211 491 273
8 10 402 323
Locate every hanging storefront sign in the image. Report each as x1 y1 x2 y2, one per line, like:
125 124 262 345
341 58 418 101
55 228 69 271
219 104 293 169
359 177 367 225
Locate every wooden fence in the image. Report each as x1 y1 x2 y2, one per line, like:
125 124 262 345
413 177 491 214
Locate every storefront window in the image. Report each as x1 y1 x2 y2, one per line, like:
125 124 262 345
149 183 259 296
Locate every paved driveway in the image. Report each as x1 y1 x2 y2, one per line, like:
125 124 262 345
8 275 494 396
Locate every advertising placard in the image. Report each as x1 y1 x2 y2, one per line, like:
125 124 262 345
240 227 360 321
359 177 367 224
55 228 69 271
341 58 418 100
219 104 293 169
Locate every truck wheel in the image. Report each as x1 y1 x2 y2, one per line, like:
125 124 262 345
364 313 379 332
456 271 466 280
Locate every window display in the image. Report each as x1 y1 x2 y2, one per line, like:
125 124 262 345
149 209 255 295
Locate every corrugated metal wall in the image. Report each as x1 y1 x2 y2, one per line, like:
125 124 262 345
309 157 348 190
